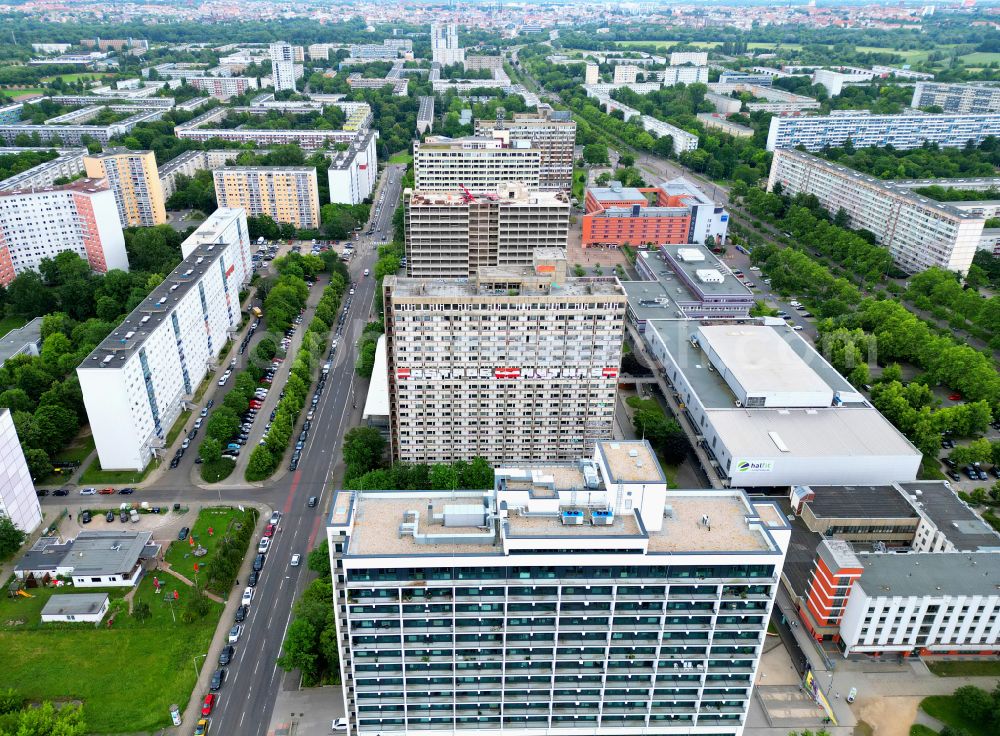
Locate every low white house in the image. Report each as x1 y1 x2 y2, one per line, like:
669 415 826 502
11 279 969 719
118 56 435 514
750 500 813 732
15 531 160 588
40 593 109 623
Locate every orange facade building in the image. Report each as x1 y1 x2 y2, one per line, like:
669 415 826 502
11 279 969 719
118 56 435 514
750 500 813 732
583 184 694 248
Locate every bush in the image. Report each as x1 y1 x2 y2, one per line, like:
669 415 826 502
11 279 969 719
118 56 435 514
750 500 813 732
245 445 276 482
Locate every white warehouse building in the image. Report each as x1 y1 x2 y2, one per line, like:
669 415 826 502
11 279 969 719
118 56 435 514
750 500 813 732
328 439 792 736
77 209 252 471
639 319 922 487
0 408 43 535
329 130 378 205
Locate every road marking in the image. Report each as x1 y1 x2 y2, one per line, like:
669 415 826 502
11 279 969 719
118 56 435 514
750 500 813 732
281 470 302 514
254 658 260 675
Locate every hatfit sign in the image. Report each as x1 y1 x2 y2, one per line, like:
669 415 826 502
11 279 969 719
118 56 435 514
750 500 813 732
736 460 774 473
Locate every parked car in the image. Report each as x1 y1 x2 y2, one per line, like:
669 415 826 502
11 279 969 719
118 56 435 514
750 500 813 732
235 605 249 623
247 570 258 587
252 554 265 571
332 719 348 731
105 511 114 522
263 523 275 537
210 668 226 691
201 693 216 716
218 645 234 666
118 487 135 495
178 526 190 540
80 511 91 524
258 537 270 554
98 486 115 495
80 487 97 495
53 489 69 497
241 587 254 606
269 511 281 526
120 510 128 523
194 718 210 736
228 625 242 644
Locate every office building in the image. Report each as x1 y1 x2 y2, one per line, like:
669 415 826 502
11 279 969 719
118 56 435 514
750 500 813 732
404 183 570 278
84 149 167 227
414 133 541 192
911 81 1000 114
583 178 729 248
474 109 576 190
0 147 87 191
213 166 320 229
384 249 625 465
431 22 465 66
766 111 1000 152
327 439 791 736
270 42 299 92
77 209 251 471
767 148 985 274
0 179 127 287
671 51 709 66
0 408 42 535
624 246 753 324
637 319 922 487
329 130 379 206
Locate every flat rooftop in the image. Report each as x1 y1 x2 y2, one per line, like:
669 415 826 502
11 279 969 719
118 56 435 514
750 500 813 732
215 166 316 174
41 593 108 617
899 481 1000 551
597 441 663 484
0 177 109 198
857 552 1000 598
65 531 157 575
0 316 43 365
625 251 750 309
803 485 919 519
406 189 570 206
385 274 625 299
588 184 647 203
699 323 832 398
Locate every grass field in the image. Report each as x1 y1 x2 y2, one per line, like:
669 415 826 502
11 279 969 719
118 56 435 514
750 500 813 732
0 315 27 336
165 409 193 448
0 572 220 732
1 88 44 100
388 151 413 164
39 433 96 486
920 695 992 736
927 659 1000 677
959 51 1000 66
78 457 160 485
909 726 937 736
163 506 241 573
40 72 112 84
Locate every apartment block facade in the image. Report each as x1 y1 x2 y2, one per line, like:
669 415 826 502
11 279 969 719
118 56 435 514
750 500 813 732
0 147 87 191
329 130 379 205
767 148 984 274
431 22 464 66
384 250 625 465
414 134 542 192
270 42 299 92
0 179 128 286
84 149 166 227
186 76 259 100
213 166 320 229
911 82 1000 114
766 111 1000 152
474 110 576 191
0 408 42 535
327 439 791 736
77 209 251 471
404 184 570 278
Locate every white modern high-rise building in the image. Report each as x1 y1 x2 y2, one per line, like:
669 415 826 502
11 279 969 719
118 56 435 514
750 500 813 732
414 133 541 192
270 42 299 92
384 249 625 465
474 109 577 191
911 81 1000 114
0 408 42 535
404 183 570 278
329 130 379 205
0 179 128 287
431 22 465 65
767 148 985 274
766 111 1000 151
327 439 792 736
77 209 252 471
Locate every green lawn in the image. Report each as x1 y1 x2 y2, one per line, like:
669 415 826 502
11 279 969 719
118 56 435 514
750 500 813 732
165 409 193 448
918 455 947 481
38 433 97 485
40 72 112 84
1 88 44 100
927 659 1000 677
163 506 241 574
0 315 27 336
388 151 413 164
78 457 160 485
921 695 993 736
200 457 235 483
910 726 937 736
959 52 1000 66
0 575 220 732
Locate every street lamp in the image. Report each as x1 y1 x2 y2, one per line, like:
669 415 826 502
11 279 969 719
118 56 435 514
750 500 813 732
193 653 208 680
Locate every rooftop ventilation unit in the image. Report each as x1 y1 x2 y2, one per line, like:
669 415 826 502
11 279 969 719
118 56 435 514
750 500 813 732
591 509 614 526
561 510 584 525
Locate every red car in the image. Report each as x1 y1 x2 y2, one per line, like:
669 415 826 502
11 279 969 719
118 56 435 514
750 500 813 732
201 693 216 715
263 524 275 538
98 487 116 495
249 400 263 409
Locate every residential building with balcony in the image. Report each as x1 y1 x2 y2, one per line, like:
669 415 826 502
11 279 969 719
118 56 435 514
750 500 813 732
413 133 541 192
84 148 166 227
213 166 320 229
474 109 576 191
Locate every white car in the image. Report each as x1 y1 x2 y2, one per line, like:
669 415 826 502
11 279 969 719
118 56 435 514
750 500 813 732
290 554 301 567
792 325 804 331
241 587 254 606
332 719 348 731
269 511 281 526
80 487 97 495
258 537 270 554
228 624 243 644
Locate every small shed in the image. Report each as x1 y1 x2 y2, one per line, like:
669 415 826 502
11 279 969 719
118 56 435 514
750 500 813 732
40 593 109 623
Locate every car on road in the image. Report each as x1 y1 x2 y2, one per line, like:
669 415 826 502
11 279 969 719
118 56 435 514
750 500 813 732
53 488 68 496
241 587 254 606
253 553 265 571
308 496 318 508
80 510 91 524
218 645 234 666
178 526 190 540
332 719 348 731
847 687 857 703
201 693 216 715
235 604 249 623
194 718 210 735
248 570 258 587
206 399 215 409
80 487 97 495
210 668 226 691
258 537 270 554
291 553 301 566
264 523 275 537
98 487 116 495
182 438 190 449
194 417 203 429
364 268 370 276
118 487 135 495
228 624 242 644
200 407 209 417
792 325 804 331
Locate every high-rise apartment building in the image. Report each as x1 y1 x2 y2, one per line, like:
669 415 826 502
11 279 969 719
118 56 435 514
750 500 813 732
186 76 259 100
585 62 599 85
766 111 1000 152
431 22 465 65
670 51 709 66
474 109 576 190
213 166 321 229
384 249 625 465
84 149 167 227
327 439 791 736
0 408 42 535
0 179 128 286
767 148 984 274
911 81 1000 114
329 130 379 205
270 42 299 92
414 133 541 192
77 209 251 471
404 183 570 278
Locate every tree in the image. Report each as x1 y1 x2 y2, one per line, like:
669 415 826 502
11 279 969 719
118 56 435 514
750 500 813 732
355 339 376 378
199 438 222 464
430 463 459 490
460 457 494 489
28 404 77 457
0 514 27 560
342 427 386 479
308 540 331 576
133 600 151 622
246 445 275 481
276 617 319 677
255 337 277 363
23 448 52 481
583 143 609 165
953 685 993 724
